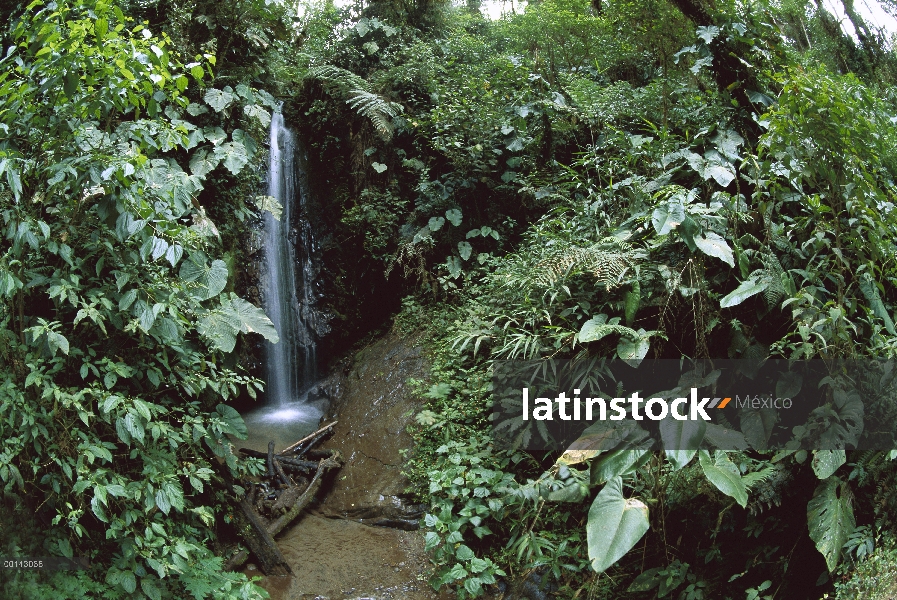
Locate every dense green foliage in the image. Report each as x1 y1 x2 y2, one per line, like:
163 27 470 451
3 0 897 597
292 0 897 598
0 0 289 597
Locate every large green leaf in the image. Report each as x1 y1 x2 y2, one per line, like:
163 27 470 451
740 408 777 450
196 307 241 353
213 141 249 175
255 195 283 221
616 328 655 365
203 87 237 112
660 418 706 470
243 104 271 128
578 315 638 344
590 446 652 486
558 421 641 466
807 477 855 571
652 202 685 235
197 294 279 353
228 296 279 340
812 449 846 480
179 255 228 301
189 148 220 178
216 404 249 439
587 477 650 573
694 232 734 267
699 449 747 507
703 422 749 450
859 275 896 335
720 277 769 308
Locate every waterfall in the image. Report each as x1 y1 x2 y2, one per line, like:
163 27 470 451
260 112 317 406
241 111 323 450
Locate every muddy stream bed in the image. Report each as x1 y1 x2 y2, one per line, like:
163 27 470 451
238 329 453 600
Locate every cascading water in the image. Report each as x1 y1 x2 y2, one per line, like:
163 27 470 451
242 111 323 447
262 112 316 402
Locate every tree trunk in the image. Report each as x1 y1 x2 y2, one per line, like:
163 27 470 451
668 0 763 139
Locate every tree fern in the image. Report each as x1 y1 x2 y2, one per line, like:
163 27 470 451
306 65 404 140
532 239 642 289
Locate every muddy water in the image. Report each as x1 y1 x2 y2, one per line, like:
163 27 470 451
245 514 449 599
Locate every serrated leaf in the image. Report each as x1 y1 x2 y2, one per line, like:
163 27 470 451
187 102 208 116
189 149 219 178
255 195 283 221
197 294 279 353
694 232 734 267
203 127 227 145
213 142 249 175
138 303 156 332
155 488 171 514
243 104 271 127
150 236 168 261
165 244 183 268
180 256 228 300
587 477 650 573
124 411 144 444
808 477 854 571
216 403 248 439
203 88 237 112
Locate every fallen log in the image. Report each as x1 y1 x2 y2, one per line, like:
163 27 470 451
224 451 342 573
238 448 319 471
231 496 291 576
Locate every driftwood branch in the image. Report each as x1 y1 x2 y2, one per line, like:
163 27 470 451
279 421 338 455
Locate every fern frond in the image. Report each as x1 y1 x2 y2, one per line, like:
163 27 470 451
743 465 777 490
306 65 368 92
759 252 786 308
533 240 640 289
306 65 404 140
346 90 403 140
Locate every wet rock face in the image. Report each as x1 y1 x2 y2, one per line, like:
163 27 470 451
311 328 428 529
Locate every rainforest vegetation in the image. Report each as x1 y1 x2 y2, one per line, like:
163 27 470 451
2 0 897 598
